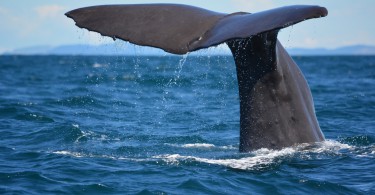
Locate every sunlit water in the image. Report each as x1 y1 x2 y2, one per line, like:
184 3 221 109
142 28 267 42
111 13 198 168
0 55 374 194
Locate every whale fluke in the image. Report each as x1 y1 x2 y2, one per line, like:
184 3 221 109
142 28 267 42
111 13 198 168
66 4 327 152
66 4 327 54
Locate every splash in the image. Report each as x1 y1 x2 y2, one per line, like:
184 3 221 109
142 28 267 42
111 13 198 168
154 148 295 170
164 54 189 89
51 140 374 170
53 150 86 158
155 140 359 170
165 143 236 150
92 63 108 68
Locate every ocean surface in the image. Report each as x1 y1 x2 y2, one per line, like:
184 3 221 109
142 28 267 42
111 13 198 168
0 54 374 194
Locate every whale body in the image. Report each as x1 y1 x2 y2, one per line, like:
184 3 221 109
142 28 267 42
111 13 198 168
66 4 327 152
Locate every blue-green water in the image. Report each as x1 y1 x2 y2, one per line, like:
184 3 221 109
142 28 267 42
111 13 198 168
0 55 374 194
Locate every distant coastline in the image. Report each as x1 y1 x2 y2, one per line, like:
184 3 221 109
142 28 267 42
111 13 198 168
2 44 375 56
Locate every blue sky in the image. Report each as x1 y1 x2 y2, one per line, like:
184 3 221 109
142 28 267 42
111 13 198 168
1 0 374 53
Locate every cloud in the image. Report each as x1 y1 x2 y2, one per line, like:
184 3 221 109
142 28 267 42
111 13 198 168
35 5 66 18
0 6 38 38
303 37 318 47
230 0 275 12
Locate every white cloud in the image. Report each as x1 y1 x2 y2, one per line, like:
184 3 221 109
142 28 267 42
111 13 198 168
0 6 38 38
230 0 275 12
303 37 318 47
35 5 66 18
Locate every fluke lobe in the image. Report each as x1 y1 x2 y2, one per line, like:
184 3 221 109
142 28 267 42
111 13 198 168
66 4 327 152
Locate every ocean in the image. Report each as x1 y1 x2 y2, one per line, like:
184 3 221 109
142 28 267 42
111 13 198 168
0 54 374 194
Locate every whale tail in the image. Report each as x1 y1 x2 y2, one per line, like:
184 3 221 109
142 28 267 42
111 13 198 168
65 4 327 54
66 4 327 152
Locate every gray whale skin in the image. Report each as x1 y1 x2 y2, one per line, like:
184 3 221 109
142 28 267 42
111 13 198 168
66 4 327 152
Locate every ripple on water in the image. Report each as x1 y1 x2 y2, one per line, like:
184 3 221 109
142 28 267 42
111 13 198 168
0 104 54 123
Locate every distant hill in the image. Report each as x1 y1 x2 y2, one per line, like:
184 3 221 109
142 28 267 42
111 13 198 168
288 45 375 55
3 44 375 56
2 44 169 56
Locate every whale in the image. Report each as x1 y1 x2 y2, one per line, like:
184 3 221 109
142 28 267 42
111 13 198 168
66 4 327 152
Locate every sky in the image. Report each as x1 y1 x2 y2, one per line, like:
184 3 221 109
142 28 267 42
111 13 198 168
1 0 374 53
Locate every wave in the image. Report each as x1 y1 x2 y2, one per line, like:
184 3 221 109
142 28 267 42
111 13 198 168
51 139 374 171
92 62 108 68
0 170 114 194
153 149 294 170
51 150 148 162
164 143 236 150
53 150 94 158
55 96 105 108
0 103 54 123
154 140 372 170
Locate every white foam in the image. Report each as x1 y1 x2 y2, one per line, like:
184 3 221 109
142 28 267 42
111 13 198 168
52 150 153 162
53 150 85 158
72 129 120 143
92 63 107 68
53 150 120 160
165 143 236 150
296 140 352 154
182 143 216 148
155 140 355 170
72 124 79 128
74 130 93 143
354 144 375 158
316 140 352 150
52 140 370 170
154 147 295 170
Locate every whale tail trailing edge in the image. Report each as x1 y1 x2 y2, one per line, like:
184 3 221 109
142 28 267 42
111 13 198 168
66 4 327 152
